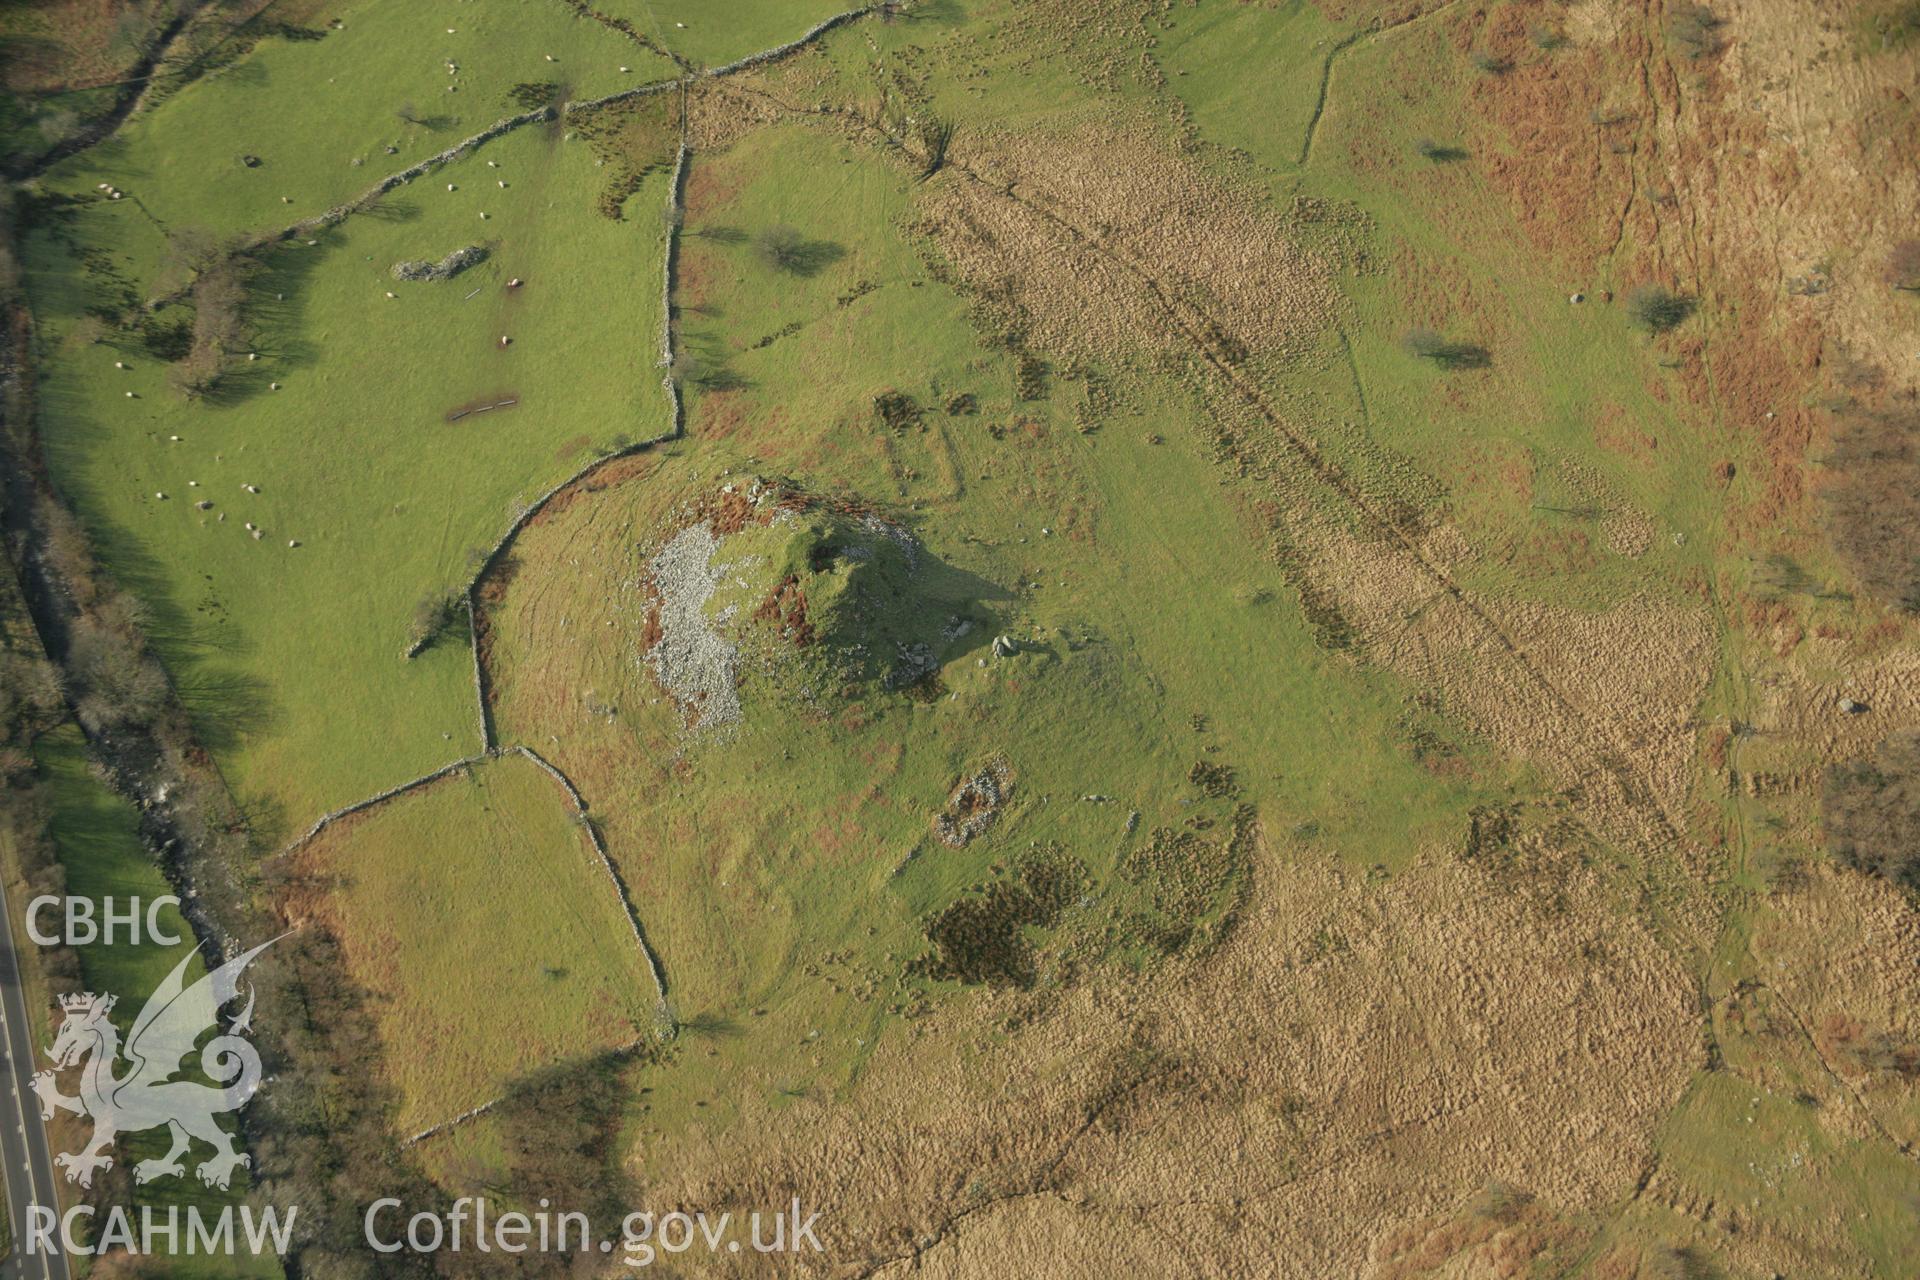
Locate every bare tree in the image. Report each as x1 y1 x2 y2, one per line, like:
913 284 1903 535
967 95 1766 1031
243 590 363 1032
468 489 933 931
1626 283 1695 332
754 224 808 272
169 251 258 398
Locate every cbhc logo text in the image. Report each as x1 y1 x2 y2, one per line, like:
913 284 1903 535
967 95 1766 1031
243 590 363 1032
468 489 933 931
28 896 185 947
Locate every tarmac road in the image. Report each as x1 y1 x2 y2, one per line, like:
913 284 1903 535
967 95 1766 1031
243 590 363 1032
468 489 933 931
0 875 71 1280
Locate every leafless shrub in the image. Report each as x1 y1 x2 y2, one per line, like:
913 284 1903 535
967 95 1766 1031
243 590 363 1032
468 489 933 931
1626 283 1695 332
407 591 464 655
755 224 807 272
67 618 169 733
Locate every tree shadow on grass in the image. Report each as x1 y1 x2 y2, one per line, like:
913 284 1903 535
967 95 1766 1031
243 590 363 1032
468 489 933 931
676 357 748 392
675 331 750 392
1423 342 1489 369
893 0 968 27
171 665 283 752
1413 138 1469 163
678 1012 744 1039
24 379 291 793
1403 327 1491 370
774 237 846 278
352 198 424 226
196 231 330 406
753 226 846 278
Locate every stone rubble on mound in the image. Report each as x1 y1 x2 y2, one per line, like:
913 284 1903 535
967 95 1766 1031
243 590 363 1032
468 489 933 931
886 641 938 690
390 244 488 282
935 762 1011 848
862 513 920 571
640 476 965 726
645 523 742 729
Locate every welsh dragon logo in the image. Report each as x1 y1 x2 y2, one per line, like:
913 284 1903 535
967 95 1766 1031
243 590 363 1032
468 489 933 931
31 938 276 1191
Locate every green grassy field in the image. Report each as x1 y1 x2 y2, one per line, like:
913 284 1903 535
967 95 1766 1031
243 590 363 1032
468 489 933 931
1279 15 1724 611
1153 0 1354 167
25 118 672 834
1612 1068 1920 1273
44 1 674 238
298 752 661 1135
31 726 199 1001
597 0 863 70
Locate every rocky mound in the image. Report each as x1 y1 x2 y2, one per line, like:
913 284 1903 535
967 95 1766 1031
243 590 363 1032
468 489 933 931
390 245 488 282
639 477 984 728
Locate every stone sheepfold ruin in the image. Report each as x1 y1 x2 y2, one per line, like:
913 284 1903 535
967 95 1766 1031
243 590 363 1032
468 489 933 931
391 244 488 282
